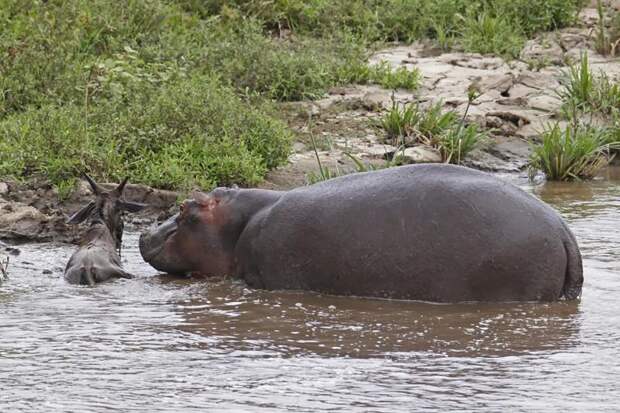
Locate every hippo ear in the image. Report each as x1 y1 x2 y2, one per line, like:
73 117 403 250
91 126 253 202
67 201 96 224
192 191 210 204
120 201 147 213
83 173 104 195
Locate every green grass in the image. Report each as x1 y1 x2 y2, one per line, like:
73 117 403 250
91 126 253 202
378 96 484 164
532 50 620 181
440 123 485 164
380 101 423 142
192 0 582 43
529 124 614 181
380 100 458 145
460 12 525 59
559 53 620 117
0 76 292 191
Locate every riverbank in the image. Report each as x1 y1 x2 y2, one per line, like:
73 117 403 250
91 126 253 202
262 3 620 188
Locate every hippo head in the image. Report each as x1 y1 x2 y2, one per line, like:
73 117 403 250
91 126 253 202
139 191 238 276
67 174 147 248
140 188 242 276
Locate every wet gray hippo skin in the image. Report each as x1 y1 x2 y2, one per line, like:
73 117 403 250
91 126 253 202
65 176 146 285
140 164 583 302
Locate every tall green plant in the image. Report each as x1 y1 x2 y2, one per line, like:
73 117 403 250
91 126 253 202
529 124 614 181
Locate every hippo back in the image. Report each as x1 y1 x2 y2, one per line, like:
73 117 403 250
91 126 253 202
236 164 581 302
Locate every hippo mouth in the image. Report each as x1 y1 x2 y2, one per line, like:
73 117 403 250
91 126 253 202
139 215 179 268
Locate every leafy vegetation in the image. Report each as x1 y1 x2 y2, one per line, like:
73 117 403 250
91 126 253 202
529 124 615 181
379 94 485 164
0 76 292 191
0 0 587 191
306 139 404 185
530 52 620 181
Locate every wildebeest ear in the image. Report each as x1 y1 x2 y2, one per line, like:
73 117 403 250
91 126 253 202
67 201 96 224
114 177 130 196
83 173 103 195
120 201 147 213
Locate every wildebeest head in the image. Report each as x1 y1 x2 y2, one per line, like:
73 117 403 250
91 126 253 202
67 174 146 248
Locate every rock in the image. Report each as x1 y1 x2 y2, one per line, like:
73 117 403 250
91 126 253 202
441 54 505 70
464 149 522 172
401 146 443 163
470 74 514 95
487 111 531 128
292 142 306 152
0 200 50 241
361 143 399 158
0 182 8 196
564 47 599 64
520 37 564 65
485 115 518 135
504 83 539 99
559 30 589 54
361 91 392 111
282 101 321 119
528 94 562 113
4 246 20 256
328 86 357 96
578 8 600 27
497 96 529 106
516 71 561 91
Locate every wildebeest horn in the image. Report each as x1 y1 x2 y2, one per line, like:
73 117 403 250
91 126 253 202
114 176 130 196
83 173 104 195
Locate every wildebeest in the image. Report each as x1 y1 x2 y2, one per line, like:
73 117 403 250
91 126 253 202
64 175 146 285
139 164 583 302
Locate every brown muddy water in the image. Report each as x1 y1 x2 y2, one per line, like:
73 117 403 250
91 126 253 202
1 168 619 412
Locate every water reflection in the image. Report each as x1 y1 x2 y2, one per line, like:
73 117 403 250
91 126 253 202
168 278 581 358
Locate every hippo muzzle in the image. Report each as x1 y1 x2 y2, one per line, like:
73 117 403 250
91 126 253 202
139 215 188 275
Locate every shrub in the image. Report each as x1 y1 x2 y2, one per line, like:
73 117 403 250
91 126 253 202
529 124 614 181
559 53 620 117
460 12 525 58
439 124 485 164
0 75 292 190
379 98 483 164
191 0 582 44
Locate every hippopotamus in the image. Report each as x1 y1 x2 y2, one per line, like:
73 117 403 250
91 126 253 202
64 175 146 285
139 164 583 302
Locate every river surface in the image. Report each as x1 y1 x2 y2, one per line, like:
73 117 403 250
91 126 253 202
1 168 619 412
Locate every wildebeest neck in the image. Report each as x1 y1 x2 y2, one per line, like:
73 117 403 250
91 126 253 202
86 209 123 250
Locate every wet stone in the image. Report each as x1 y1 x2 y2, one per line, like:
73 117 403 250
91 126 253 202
401 146 443 164
520 37 564 65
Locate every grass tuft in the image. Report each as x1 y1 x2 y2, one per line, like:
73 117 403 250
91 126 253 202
378 94 484 164
529 124 615 181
